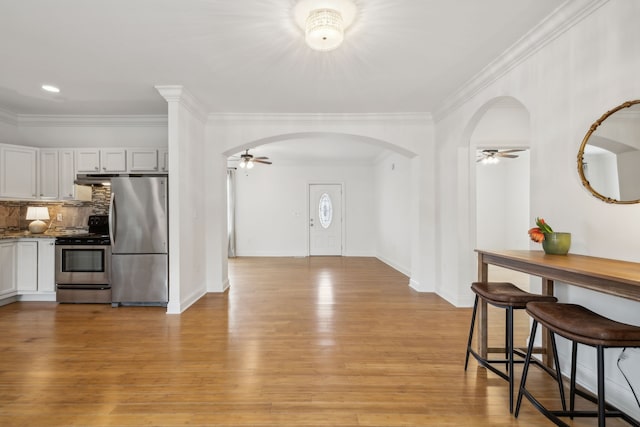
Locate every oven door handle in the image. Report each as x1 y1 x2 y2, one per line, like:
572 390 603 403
108 191 116 245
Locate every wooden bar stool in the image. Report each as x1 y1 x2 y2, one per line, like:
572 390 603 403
515 302 640 426
465 282 560 413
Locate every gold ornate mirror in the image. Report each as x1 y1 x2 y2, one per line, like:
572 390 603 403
577 100 640 204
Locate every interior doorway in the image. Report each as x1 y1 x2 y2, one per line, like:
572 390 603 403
470 97 531 290
309 184 343 256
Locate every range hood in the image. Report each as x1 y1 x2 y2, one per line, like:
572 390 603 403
75 173 168 186
74 174 117 186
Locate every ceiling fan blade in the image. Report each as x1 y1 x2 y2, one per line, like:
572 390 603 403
253 156 270 160
497 154 519 158
254 159 272 165
498 149 525 154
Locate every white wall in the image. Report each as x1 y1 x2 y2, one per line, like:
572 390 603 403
156 86 208 314
435 0 640 417
374 152 412 275
1 116 167 148
0 111 19 144
476 152 530 251
234 160 375 257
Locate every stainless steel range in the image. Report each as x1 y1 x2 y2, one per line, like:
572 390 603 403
55 215 111 303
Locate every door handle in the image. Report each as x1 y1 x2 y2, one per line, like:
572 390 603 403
108 192 116 245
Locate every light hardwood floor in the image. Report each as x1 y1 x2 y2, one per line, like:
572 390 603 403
0 257 628 426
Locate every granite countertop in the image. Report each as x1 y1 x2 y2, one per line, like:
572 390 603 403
0 230 84 240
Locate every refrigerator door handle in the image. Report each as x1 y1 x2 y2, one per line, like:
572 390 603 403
109 191 117 245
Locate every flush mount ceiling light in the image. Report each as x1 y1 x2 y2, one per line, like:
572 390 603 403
294 0 357 51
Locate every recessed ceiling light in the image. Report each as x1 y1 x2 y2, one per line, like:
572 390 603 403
41 84 60 93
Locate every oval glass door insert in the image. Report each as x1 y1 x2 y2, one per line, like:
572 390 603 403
318 193 333 229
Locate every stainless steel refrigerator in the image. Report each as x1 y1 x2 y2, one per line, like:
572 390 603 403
109 176 168 306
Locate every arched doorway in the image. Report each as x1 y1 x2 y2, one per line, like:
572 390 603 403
225 132 418 277
471 97 531 288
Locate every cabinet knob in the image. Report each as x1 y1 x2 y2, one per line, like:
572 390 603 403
94 166 99 171
102 166 106 170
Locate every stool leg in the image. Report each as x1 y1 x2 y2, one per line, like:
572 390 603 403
465 295 479 371
549 331 567 411
505 308 510 372
507 306 514 413
597 345 605 427
570 341 577 417
515 319 538 418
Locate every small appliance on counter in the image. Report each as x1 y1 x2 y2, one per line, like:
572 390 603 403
55 215 111 303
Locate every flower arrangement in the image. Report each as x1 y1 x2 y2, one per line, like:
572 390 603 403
528 217 553 243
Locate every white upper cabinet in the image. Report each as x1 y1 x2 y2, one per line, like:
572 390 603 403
129 148 159 172
39 149 60 199
40 149 79 200
76 148 126 173
59 149 76 200
76 149 101 172
0 144 38 199
160 148 169 172
101 149 127 172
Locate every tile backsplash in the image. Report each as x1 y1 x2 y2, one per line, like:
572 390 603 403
0 186 110 233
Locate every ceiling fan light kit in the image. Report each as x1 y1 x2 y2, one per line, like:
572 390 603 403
477 149 524 165
294 0 357 51
235 149 272 169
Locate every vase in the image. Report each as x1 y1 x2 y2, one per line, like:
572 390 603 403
542 232 571 255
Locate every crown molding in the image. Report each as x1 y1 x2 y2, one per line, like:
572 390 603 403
155 85 207 124
0 108 18 126
208 112 432 123
434 0 609 121
15 114 167 127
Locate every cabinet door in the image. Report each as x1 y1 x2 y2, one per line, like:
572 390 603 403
59 150 76 200
76 149 101 173
16 241 38 292
129 149 158 172
101 149 127 172
0 242 17 298
160 148 169 172
37 239 56 292
39 149 59 199
0 145 38 199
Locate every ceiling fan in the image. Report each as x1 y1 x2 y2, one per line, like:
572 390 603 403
476 149 525 164
233 149 272 169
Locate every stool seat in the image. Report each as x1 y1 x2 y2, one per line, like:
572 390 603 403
527 302 640 347
471 282 558 308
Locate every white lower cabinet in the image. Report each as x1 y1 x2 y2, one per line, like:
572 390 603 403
17 241 38 292
37 239 56 293
0 239 57 303
0 242 17 300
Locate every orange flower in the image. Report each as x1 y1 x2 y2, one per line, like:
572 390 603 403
528 227 545 243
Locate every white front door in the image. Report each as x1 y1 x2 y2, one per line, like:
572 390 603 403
309 184 342 256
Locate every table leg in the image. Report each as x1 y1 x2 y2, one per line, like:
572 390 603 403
541 278 555 367
477 253 489 358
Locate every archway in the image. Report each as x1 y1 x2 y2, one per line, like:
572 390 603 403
457 96 531 304
225 131 419 279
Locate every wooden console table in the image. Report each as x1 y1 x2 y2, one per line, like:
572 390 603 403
475 249 640 361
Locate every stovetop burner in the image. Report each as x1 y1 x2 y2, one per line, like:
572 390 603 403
56 215 111 245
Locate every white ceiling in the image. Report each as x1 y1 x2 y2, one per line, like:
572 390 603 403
1 0 562 117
